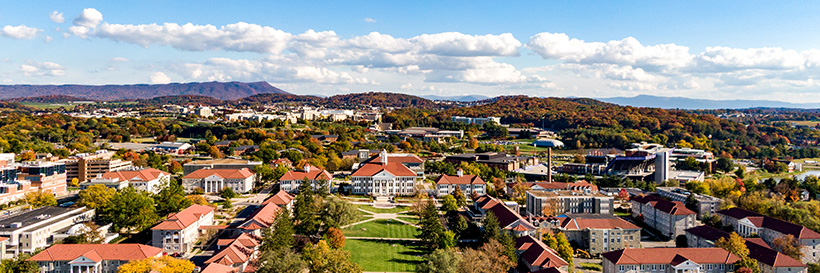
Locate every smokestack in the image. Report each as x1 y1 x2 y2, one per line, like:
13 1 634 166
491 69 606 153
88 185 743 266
547 148 552 182
514 145 520 156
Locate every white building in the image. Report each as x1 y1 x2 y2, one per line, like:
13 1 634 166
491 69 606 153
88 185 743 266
717 208 820 264
278 165 332 193
602 248 739 273
182 168 256 193
151 204 214 254
350 151 418 196
0 206 95 258
434 170 486 197
30 244 162 273
451 116 501 126
81 168 170 194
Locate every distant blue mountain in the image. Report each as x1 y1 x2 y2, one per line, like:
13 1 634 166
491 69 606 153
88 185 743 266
421 94 489 102
598 95 820 110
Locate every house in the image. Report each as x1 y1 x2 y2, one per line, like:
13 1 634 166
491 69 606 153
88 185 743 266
29 244 162 273
434 170 486 197
471 195 537 237
183 159 262 176
206 233 260 273
631 195 696 239
526 190 614 217
716 207 820 264
601 248 740 273
151 204 215 255
553 214 641 255
271 158 293 168
262 191 295 211
201 263 238 273
445 152 539 171
182 168 256 194
231 203 281 237
278 165 332 193
350 150 419 197
685 225 808 273
0 206 95 257
81 168 170 194
516 235 569 273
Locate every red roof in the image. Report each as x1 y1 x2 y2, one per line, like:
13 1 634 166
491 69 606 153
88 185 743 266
262 191 294 206
206 234 259 266
370 155 423 164
516 235 568 268
559 217 640 230
602 248 739 265
239 203 280 230
201 263 238 273
183 168 255 180
632 195 695 215
717 207 820 239
279 166 331 181
152 204 214 230
351 162 416 177
29 244 161 262
103 168 169 182
435 174 484 185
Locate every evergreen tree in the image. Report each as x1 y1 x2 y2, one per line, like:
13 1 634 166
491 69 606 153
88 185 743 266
154 178 192 217
480 211 501 244
417 199 446 249
261 209 295 252
294 179 321 235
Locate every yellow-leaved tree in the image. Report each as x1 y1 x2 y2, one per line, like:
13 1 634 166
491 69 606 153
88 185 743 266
117 256 194 273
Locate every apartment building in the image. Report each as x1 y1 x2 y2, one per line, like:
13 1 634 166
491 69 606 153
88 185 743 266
182 168 256 194
433 170 485 197
602 248 739 273
656 187 722 217
29 244 162 273
685 225 808 273
555 214 641 255
631 195 696 238
526 190 614 217
151 204 214 254
717 208 820 264
16 161 68 197
60 150 133 182
350 151 419 197
82 168 170 194
0 206 95 257
182 159 262 176
278 165 332 193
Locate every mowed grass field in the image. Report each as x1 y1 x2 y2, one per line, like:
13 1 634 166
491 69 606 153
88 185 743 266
342 219 418 238
355 204 412 214
344 239 428 272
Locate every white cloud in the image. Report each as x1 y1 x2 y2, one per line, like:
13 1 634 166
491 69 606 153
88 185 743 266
364 18 376 23
1 25 43 39
96 22 293 53
19 61 65 77
111 57 129 62
176 57 373 85
73 8 103 28
695 46 804 72
44 36 53 43
50 11 65 23
149 72 171 84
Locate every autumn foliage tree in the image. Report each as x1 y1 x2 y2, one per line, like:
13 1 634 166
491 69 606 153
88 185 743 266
325 227 345 249
773 235 804 261
117 256 195 273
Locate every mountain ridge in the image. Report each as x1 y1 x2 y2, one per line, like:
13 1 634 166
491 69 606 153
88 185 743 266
0 81 289 101
599 94 820 109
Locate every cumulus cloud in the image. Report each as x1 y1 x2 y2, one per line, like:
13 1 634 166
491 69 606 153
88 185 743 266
111 57 129 62
149 72 171 84
73 8 103 28
96 22 293 53
1 25 43 39
176 57 373 85
50 11 65 23
20 61 65 77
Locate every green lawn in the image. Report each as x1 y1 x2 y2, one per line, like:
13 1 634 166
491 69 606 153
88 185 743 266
397 216 419 225
342 219 418 238
344 239 428 272
355 204 412 214
579 262 603 271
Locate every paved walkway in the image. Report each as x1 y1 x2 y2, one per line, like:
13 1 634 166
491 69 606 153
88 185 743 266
341 208 419 228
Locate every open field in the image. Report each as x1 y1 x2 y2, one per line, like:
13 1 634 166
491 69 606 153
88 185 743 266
397 216 419 225
342 219 418 238
344 239 428 272
784 120 820 127
355 204 412 214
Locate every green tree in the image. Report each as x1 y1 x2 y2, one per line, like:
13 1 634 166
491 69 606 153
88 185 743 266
302 241 363 273
717 157 734 173
716 232 759 273
0 253 38 273
441 195 458 212
735 165 746 179
451 187 467 207
78 184 116 210
555 232 574 264
153 179 191 217
322 196 359 229
542 232 558 249
684 193 699 213
220 187 236 200
481 211 501 244
261 209 295 252
417 199 447 249
256 248 307 273
294 179 321 235
24 190 57 208
104 187 159 232
417 248 461 273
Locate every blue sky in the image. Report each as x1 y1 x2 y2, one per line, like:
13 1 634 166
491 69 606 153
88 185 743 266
2 1 820 101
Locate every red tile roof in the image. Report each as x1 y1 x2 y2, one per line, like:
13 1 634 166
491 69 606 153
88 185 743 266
479 195 535 232
29 244 162 262
262 191 294 206
239 203 280 230
201 263 238 273
632 195 695 215
516 235 568 269
559 217 640 230
183 168 255 180
206 234 259 266
279 166 331 181
152 204 214 230
435 174 484 185
103 168 169 182
685 225 806 268
351 162 416 177
717 207 820 239
602 248 739 265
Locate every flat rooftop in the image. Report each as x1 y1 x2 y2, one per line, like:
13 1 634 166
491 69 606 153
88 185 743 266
185 159 262 165
0 206 84 232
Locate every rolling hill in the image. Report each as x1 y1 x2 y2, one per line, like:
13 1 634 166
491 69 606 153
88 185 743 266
0 81 289 101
